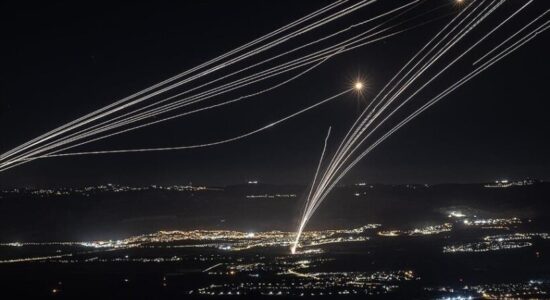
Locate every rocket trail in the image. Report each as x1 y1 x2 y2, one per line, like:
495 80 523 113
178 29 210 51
12 90 351 161
473 8 549 66
293 126 332 255
302 0 494 235
0 0 348 162
1 2 443 169
0 0 373 164
4 50 342 166
18 27 404 163
311 21 550 217
325 0 535 197
303 0 489 224
331 0 505 186
302 127 332 222
292 0 549 253
312 0 493 210
318 0 480 201
1 0 433 171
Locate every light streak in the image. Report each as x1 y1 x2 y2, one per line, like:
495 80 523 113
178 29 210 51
21 90 351 159
305 0 498 224
0 0 434 170
293 0 489 250
0 1 349 162
0 0 375 165
473 7 549 65
292 126 332 255
203 263 224 272
14 21 441 166
292 0 549 253
310 0 481 216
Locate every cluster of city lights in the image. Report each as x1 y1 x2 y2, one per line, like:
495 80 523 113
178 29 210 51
378 223 452 237
462 217 521 228
442 232 549 253
484 179 535 188
2 183 213 198
0 225 382 264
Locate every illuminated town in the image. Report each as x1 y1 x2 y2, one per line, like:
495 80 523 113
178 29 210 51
0 0 549 298
484 179 536 188
0 225 381 256
1 216 550 298
0 177 549 299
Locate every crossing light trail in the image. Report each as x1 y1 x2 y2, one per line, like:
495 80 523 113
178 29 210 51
315 0 481 203
12 22 427 166
309 20 550 222
297 0 489 230
63 0 428 142
291 0 550 253
473 7 549 66
7 90 351 164
7 7 448 169
301 0 491 236
307 21 550 230
25 12 452 166
0 0 374 165
295 0 501 250
0 1 547 257
0 1 404 166
3 50 343 167
0 0 350 162
0 1 445 172
324 0 503 185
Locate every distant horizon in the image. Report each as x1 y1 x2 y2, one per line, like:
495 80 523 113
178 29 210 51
1 177 546 190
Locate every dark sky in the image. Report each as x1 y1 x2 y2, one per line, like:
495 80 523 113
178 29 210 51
1 1 549 188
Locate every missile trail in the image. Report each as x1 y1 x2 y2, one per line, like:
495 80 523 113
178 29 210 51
292 0 549 253
64 0 424 143
473 8 550 66
311 21 550 220
302 127 332 223
302 0 488 224
0 0 349 162
328 0 505 189
296 3 547 252
318 0 480 202
14 90 351 161
292 127 332 256
2 4 447 168
3 49 343 166
0 0 433 170
327 0 529 191
0 0 372 163
303 0 498 231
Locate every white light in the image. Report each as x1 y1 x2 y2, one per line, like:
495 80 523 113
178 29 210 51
354 81 364 90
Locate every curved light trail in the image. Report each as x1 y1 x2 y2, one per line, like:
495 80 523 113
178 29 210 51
291 0 549 253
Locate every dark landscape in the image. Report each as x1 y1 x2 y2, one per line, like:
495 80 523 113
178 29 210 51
2 181 550 298
1 1 549 299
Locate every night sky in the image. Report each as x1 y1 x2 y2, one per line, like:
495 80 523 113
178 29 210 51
1 1 549 188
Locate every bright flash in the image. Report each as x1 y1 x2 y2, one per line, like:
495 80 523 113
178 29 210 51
290 245 297 255
354 81 364 91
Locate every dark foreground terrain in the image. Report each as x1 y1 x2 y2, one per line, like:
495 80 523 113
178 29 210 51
1 181 549 299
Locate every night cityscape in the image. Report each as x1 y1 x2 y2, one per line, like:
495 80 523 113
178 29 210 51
1 1 549 299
